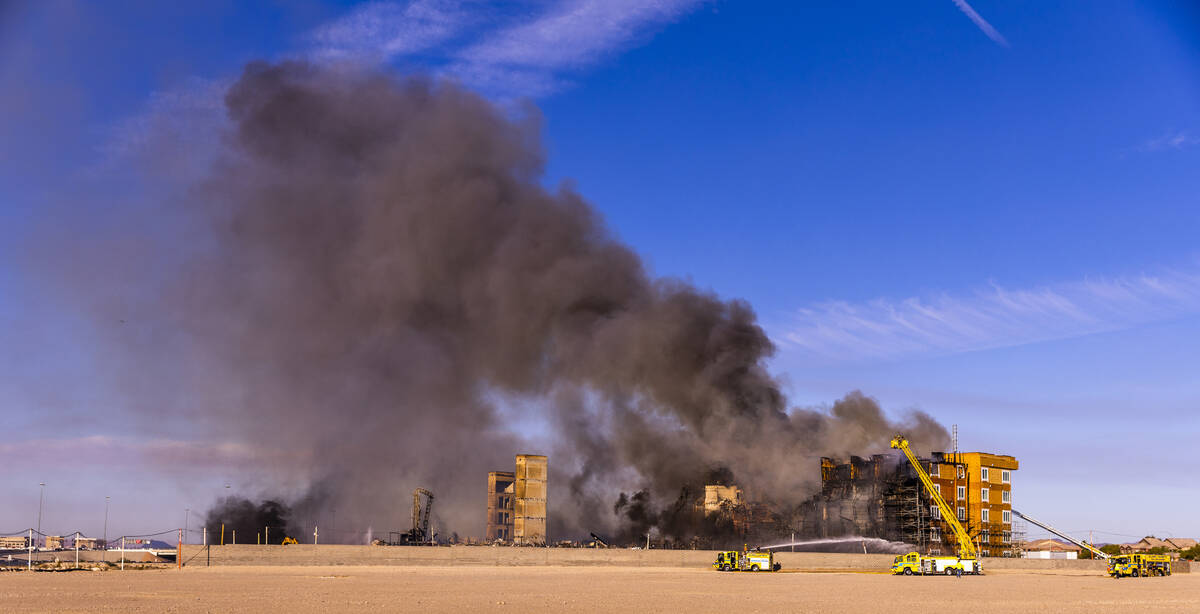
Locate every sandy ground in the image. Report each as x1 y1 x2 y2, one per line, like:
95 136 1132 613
2 566 1197 613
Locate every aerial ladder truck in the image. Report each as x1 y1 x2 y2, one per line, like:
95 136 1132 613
890 435 981 575
1012 510 1109 560
1013 510 1171 577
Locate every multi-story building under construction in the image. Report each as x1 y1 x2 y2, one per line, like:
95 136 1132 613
794 449 1018 556
485 454 548 545
927 451 1018 557
485 471 516 541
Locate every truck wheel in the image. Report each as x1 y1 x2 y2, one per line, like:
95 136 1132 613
750 564 760 571
903 568 913 576
722 564 730 571
1131 570 1139 578
773 563 781 572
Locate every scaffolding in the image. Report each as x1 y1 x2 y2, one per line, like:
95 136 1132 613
798 453 961 554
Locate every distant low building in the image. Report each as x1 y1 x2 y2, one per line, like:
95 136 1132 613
1125 536 1197 553
44 535 64 549
1021 538 1080 559
0 536 30 549
1129 536 1172 552
1165 538 1197 551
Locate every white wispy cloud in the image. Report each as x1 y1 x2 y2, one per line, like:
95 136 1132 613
459 0 692 69
101 1 708 160
311 0 710 98
311 0 472 62
1139 130 1199 153
951 0 1009 47
779 267 1200 363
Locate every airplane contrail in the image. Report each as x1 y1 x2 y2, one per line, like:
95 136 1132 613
951 0 1009 47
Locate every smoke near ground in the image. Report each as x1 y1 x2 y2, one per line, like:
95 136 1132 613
51 61 948 543
204 497 291 545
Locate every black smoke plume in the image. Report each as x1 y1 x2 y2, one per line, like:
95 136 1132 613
205 497 292 545
58 61 948 543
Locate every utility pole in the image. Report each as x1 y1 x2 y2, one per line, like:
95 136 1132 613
103 496 110 563
37 482 45 548
221 484 230 547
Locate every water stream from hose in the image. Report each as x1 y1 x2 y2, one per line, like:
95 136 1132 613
756 536 913 553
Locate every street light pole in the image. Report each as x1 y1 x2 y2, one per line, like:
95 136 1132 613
103 496 110 562
37 482 45 547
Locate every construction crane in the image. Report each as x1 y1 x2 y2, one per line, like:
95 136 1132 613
384 488 436 546
1012 509 1109 560
411 488 434 544
890 434 981 575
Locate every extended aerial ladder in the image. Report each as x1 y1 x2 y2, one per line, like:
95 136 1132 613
891 435 977 560
887 435 986 575
1012 509 1109 559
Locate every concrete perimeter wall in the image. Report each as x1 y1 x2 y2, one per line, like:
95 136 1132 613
177 545 1187 573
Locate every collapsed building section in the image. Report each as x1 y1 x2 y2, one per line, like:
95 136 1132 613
703 485 743 515
695 483 787 548
485 454 548 545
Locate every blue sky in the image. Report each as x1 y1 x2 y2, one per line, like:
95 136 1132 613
2 1 1198 544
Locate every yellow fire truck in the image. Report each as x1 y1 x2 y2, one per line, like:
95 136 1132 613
1109 553 1172 578
713 547 780 572
890 435 981 576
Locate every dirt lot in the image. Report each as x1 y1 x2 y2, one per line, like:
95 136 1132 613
2 566 1197 613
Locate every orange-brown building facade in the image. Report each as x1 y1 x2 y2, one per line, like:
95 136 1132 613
927 451 1019 557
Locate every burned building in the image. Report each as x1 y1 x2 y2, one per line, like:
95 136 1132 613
485 454 548 545
514 454 548 545
696 483 787 547
703 485 743 515
486 471 515 541
792 454 928 547
793 450 1019 556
